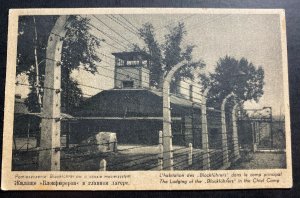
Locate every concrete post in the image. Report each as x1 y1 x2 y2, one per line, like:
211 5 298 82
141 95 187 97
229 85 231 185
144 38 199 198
270 107 273 148
253 121 258 150
158 130 163 170
255 122 259 143
66 122 71 148
162 62 187 170
188 143 193 166
27 121 31 151
201 87 211 170
258 123 260 143
221 92 234 168
232 103 240 161
251 122 257 152
99 159 107 171
13 137 17 150
38 16 69 171
162 77 173 170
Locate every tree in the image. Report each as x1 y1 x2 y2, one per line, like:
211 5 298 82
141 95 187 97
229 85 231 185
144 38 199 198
137 22 205 92
137 23 163 88
17 15 102 113
200 56 265 108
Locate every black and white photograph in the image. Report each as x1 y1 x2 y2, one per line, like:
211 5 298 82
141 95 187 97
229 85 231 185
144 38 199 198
1 8 292 190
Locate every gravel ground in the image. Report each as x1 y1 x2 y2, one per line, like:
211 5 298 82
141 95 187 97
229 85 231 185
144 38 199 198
229 151 287 170
13 142 285 171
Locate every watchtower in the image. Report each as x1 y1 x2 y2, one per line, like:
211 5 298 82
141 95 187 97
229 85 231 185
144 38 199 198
112 51 151 89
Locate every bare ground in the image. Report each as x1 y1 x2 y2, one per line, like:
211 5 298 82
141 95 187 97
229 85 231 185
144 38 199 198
12 141 284 171
229 151 287 170
12 144 222 171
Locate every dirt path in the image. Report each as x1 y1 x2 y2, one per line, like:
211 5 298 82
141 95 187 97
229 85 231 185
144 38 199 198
230 151 287 170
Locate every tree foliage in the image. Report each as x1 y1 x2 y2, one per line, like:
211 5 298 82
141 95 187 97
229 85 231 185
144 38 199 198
138 23 163 88
137 22 205 92
201 56 265 108
17 15 102 113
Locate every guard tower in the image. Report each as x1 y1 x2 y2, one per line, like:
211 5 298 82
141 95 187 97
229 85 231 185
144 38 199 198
112 51 151 89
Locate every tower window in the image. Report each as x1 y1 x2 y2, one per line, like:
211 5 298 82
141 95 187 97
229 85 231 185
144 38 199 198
122 81 134 88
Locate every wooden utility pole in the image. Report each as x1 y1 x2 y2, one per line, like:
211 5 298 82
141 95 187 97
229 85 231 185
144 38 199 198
33 16 42 108
38 16 69 171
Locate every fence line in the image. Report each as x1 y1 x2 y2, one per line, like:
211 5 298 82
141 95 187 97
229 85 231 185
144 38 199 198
13 134 239 171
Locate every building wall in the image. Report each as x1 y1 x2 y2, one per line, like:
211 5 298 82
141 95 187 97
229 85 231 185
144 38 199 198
207 110 222 149
114 67 143 88
74 90 202 146
192 108 202 148
70 119 188 146
141 67 150 88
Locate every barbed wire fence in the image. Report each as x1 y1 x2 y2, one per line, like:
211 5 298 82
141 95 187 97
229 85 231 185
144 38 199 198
13 63 241 171
13 14 244 171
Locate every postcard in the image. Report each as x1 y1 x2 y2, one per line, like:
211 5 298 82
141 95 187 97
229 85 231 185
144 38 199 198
1 8 292 190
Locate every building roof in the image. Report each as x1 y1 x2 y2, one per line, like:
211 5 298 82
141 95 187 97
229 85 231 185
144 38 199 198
14 98 74 120
147 89 201 108
73 88 201 118
94 88 201 108
112 51 151 61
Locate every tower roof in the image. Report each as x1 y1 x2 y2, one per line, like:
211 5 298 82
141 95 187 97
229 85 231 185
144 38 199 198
112 51 151 61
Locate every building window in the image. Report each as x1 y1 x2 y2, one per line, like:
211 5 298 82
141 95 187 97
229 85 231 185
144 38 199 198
126 60 142 67
122 81 134 88
116 58 125 67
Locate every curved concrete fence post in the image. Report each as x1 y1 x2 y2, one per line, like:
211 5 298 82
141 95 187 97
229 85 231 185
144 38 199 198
220 92 235 169
232 103 241 162
38 16 70 171
201 87 211 170
162 62 188 170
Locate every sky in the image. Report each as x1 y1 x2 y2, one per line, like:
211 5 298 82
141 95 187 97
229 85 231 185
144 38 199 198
16 13 285 116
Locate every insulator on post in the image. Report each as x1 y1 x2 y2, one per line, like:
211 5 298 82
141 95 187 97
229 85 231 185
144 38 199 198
34 82 40 88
